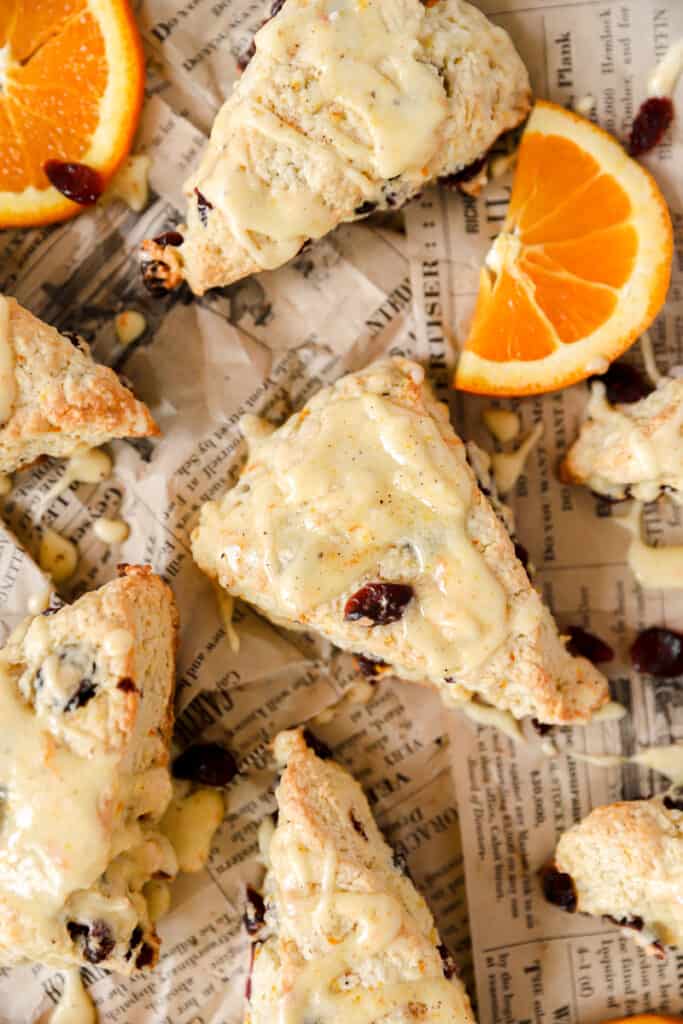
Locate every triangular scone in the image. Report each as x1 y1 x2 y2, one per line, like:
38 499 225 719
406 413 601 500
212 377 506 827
140 0 530 295
192 358 608 724
561 376 683 502
245 728 476 1024
0 565 179 973
544 795 683 957
0 295 158 474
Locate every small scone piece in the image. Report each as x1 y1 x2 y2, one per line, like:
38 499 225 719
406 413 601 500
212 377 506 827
544 795 683 956
561 377 683 502
140 0 530 294
192 358 608 724
0 294 157 474
0 565 179 973
246 728 476 1024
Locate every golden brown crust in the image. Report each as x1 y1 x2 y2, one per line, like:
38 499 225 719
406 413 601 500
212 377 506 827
0 297 158 474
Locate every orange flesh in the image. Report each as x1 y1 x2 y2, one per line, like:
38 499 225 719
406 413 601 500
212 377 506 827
0 3 107 191
466 129 639 364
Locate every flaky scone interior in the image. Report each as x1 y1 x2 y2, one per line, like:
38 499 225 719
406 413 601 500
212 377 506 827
561 376 683 503
245 728 476 1024
0 295 157 475
192 358 608 725
543 794 683 958
0 565 178 974
141 0 530 294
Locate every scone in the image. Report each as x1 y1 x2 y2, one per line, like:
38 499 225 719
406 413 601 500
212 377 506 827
543 795 683 957
191 358 608 724
0 565 179 973
0 294 157 474
561 376 683 502
140 0 530 295
245 728 476 1023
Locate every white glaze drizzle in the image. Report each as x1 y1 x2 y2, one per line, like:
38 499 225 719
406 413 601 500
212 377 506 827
39 529 78 584
617 503 683 590
27 586 53 615
51 969 96 1024
632 743 683 785
93 517 130 545
491 421 543 495
0 295 16 428
640 331 663 386
160 785 225 873
580 380 683 503
214 585 240 653
188 0 448 270
42 448 113 507
592 700 627 723
647 39 683 98
482 407 520 444
462 699 524 743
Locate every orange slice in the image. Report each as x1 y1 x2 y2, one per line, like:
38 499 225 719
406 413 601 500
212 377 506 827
0 0 144 227
600 1017 682 1024
455 100 673 396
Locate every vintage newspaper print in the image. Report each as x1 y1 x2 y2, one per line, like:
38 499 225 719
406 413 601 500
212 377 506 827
404 0 683 1020
0 29 450 1022
0 0 681 1022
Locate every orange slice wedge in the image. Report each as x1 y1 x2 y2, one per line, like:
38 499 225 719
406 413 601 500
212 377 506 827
0 0 144 228
600 1017 682 1024
455 100 673 396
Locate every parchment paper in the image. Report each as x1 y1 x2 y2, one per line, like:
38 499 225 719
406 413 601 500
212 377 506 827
405 1 683 1020
0 0 681 1020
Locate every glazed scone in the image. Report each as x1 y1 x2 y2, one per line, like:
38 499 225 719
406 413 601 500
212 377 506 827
561 376 683 502
245 728 476 1024
140 0 530 295
0 295 157 474
543 795 683 956
191 358 608 724
0 565 179 973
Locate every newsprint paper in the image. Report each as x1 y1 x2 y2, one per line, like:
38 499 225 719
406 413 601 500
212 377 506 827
0 0 681 1021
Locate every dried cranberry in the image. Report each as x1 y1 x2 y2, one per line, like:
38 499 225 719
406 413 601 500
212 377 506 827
531 718 553 737
439 155 487 189
663 793 683 812
126 925 143 959
195 188 213 227
140 261 168 295
245 940 258 1001
350 809 368 840
135 942 155 969
173 742 238 787
44 160 103 205
514 542 530 571
630 627 683 677
566 626 614 664
237 39 256 70
153 230 184 247
356 653 387 677
344 582 413 625
61 331 89 352
597 362 651 405
64 678 97 712
540 866 577 912
438 944 460 980
117 677 137 693
302 727 333 760
67 919 116 963
629 96 674 157
243 886 266 935
607 914 644 931
354 200 377 216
